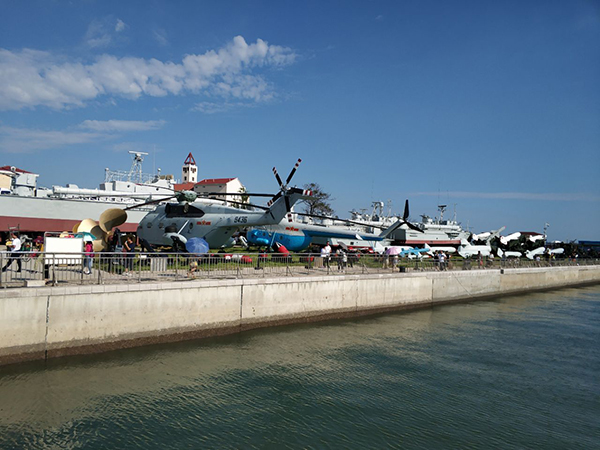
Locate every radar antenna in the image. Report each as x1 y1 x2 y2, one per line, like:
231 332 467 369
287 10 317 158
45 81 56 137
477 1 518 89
438 204 447 222
128 151 149 183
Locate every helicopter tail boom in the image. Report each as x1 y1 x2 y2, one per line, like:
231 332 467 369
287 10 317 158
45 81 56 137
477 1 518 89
262 187 312 224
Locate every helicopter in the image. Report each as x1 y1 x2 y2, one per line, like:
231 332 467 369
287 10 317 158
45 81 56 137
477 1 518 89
99 159 313 250
246 199 424 253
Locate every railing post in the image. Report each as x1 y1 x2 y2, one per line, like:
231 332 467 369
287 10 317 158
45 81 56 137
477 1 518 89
52 253 56 286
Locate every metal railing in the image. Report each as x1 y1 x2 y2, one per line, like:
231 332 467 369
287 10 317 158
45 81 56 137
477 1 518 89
0 251 598 288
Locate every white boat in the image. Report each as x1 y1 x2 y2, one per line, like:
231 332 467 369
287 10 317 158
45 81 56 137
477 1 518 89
346 203 470 246
394 205 471 246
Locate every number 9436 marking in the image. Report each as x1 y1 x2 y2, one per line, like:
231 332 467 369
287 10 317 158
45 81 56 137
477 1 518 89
234 216 248 224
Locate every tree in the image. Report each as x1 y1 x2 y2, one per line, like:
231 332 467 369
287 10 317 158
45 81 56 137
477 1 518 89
300 183 335 216
237 186 252 210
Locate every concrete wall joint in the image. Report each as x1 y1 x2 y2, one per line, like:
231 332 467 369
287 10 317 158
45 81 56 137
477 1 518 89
44 295 50 361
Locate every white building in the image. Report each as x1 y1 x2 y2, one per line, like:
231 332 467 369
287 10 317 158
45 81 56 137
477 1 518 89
193 178 246 205
181 153 198 183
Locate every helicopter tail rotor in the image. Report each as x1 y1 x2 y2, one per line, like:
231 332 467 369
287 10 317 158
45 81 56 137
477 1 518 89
399 199 423 233
269 159 305 213
285 158 302 185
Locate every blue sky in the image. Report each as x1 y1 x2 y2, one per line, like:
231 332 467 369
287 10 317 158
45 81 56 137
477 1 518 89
1 0 598 241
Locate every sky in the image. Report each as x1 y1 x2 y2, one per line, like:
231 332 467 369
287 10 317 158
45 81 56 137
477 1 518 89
1 0 599 242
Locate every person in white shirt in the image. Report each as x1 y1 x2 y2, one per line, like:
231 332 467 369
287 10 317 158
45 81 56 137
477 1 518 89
321 242 331 268
2 232 22 272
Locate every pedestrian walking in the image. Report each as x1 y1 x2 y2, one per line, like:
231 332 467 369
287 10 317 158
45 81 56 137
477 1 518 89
1 232 22 273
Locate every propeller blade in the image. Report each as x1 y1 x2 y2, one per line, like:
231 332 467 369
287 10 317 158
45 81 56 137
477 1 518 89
99 208 127 233
272 167 284 189
403 199 410 220
285 158 302 185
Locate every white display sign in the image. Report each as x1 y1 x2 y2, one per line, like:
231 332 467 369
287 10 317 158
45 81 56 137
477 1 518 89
44 237 84 265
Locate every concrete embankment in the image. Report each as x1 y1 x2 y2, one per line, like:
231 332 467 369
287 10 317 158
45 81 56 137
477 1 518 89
1 265 599 366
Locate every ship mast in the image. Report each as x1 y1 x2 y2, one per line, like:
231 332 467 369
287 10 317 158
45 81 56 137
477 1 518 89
438 204 447 222
128 151 149 183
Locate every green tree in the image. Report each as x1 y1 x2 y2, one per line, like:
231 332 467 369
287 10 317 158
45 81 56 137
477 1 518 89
300 183 335 216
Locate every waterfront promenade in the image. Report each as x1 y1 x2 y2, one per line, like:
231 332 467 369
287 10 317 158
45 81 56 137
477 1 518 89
1 253 599 366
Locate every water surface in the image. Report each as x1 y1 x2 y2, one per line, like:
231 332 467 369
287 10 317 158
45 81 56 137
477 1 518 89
1 286 599 449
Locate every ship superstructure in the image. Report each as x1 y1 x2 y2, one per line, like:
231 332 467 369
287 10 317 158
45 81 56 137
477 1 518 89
0 152 176 233
394 204 471 245
294 201 470 248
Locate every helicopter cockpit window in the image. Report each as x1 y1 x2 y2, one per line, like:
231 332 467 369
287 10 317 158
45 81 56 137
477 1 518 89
165 203 206 218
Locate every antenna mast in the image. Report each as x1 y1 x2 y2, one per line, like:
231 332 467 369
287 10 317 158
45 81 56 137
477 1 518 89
128 151 148 183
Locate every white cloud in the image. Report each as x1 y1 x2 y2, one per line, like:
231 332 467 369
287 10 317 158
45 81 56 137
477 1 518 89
192 101 255 114
0 119 165 152
153 29 169 47
115 19 126 33
84 17 127 48
411 191 600 202
79 119 166 132
84 18 114 48
0 125 104 153
0 36 297 111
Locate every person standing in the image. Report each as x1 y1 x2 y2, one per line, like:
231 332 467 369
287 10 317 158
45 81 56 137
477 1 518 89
439 251 446 271
83 240 94 275
123 236 136 275
2 232 22 273
321 241 331 268
336 247 347 272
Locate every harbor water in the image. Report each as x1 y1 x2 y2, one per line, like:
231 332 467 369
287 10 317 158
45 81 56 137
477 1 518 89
1 286 599 449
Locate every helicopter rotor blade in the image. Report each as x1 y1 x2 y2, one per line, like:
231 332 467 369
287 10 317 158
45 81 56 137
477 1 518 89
136 183 177 193
285 158 302 186
399 199 423 233
267 191 282 207
402 219 424 233
200 192 274 198
284 195 291 213
124 194 177 210
293 212 388 230
226 200 270 211
272 167 284 189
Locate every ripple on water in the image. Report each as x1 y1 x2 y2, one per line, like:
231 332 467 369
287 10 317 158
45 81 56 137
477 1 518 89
1 286 599 449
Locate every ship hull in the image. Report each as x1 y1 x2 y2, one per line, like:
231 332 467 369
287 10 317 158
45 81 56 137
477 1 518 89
0 195 148 233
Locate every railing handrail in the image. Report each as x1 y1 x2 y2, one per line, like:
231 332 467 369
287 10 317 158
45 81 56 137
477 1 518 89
0 249 598 289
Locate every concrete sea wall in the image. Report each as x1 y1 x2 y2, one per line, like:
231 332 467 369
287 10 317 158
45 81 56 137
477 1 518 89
1 265 599 365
